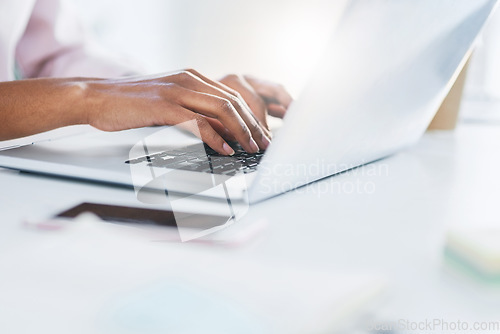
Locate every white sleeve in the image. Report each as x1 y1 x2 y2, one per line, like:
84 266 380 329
16 0 143 79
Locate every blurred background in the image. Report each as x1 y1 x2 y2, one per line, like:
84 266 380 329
68 0 345 96
69 0 500 108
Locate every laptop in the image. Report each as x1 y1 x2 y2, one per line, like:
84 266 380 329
0 0 497 204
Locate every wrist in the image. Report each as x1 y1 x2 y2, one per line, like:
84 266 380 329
62 78 101 127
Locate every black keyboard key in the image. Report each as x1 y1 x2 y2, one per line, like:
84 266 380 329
126 141 264 175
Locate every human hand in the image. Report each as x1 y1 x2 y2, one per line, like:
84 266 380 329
85 70 292 155
220 74 292 126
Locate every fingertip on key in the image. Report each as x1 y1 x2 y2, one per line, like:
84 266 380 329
261 135 270 150
249 138 259 153
223 142 235 156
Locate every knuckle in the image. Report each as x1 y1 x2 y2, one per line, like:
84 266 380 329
180 70 191 78
242 129 252 142
164 82 180 91
238 122 252 139
221 73 238 83
231 91 244 101
189 116 209 135
227 74 239 81
217 98 236 116
224 92 247 112
226 93 241 106
158 83 182 102
209 130 220 144
194 116 209 129
250 121 261 134
176 70 193 82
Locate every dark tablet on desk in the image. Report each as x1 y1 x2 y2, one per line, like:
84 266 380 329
56 202 229 231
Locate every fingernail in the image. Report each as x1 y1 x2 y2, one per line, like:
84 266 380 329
249 138 259 153
261 135 271 150
223 143 235 156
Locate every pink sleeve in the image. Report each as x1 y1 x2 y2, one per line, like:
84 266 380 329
16 0 142 79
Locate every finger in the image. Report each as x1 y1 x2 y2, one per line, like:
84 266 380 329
267 103 288 118
219 74 271 132
184 69 272 144
169 71 270 151
170 84 261 154
205 117 236 141
171 106 236 156
243 75 293 117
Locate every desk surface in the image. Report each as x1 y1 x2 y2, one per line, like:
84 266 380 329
1 120 500 332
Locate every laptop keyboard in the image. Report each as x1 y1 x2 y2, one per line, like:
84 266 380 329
125 142 264 176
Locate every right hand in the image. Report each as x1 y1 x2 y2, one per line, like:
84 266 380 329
84 70 276 156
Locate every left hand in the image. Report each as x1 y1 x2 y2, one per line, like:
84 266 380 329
184 70 292 140
220 74 293 130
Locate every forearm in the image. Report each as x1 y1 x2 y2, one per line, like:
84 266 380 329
0 71 290 155
0 78 89 140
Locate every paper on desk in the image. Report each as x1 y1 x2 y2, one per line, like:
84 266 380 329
0 215 385 334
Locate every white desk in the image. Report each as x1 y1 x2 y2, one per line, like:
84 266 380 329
1 121 500 332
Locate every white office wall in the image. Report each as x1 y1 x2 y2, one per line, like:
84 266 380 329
68 0 500 101
68 0 171 74
67 0 346 96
